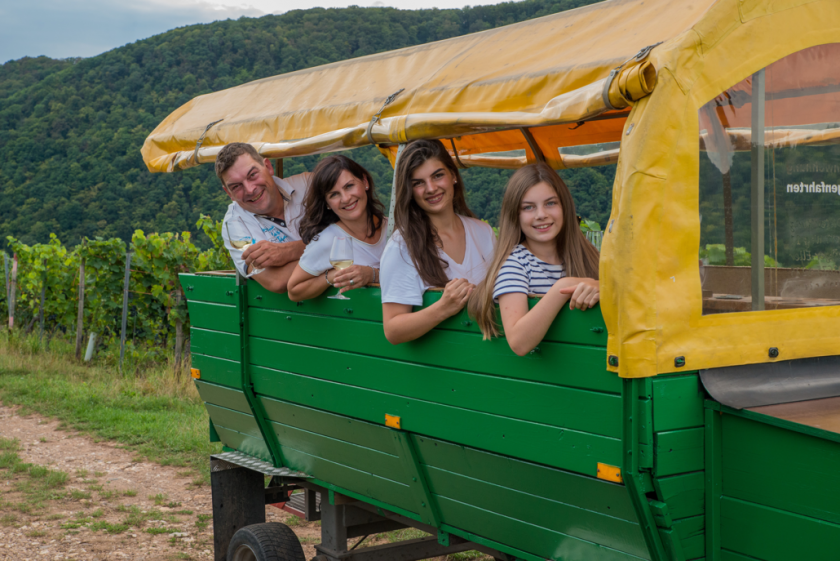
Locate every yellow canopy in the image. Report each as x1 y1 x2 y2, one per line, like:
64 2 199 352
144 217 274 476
141 0 714 173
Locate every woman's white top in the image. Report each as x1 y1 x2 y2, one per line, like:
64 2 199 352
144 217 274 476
381 215 496 306
298 219 388 276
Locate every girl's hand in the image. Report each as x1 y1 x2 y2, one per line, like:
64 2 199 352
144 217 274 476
332 265 376 293
438 278 475 317
558 278 600 311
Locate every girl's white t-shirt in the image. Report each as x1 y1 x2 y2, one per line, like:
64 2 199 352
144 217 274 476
298 219 388 276
381 215 496 306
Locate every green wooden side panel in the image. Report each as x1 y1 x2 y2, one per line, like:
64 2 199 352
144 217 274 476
720 550 762 561
205 404 262 440
655 428 704 477
672 515 705 559
181 274 237 305
721 497 840 561
195 381 250 413
413 435 639 522
436 497 648 561
252 364 621 477
655 472 705 520
652 374 704 432
248 308 619 394
250 340 621 437
247 283 609 348
191 328 240 362
214 425 271 462
425 465 649 558
187 301 238 334
191 354 240 388
722 413 840 526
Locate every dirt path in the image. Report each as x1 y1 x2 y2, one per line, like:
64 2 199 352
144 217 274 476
0 405 320 561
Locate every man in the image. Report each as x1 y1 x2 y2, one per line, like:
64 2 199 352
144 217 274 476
217 143 310 293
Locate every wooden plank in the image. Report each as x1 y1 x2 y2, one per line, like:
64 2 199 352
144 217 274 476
652 374 704 432
673 515 705 559
205 404 263 440
655 472 704 520
190 328 239 361
191 354 240 388
181 273 237 305
195 381 250 414
655 428 704 477
250 340 622 437
253 368 621 476
413 435 639 522
720 550 763 561
721 413 840 526
435 496 648 561
721 497 840 561
187 301 238 333
214 425 271 462
749 397 840 435
248 308 619 394
248 282 608 347
424 465 649 558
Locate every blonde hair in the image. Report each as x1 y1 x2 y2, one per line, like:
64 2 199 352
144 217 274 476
468 163 600 339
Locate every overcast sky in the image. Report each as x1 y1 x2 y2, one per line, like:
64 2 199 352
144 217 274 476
0 0 503 64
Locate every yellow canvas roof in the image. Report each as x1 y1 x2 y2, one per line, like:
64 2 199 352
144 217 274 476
141 0 717 173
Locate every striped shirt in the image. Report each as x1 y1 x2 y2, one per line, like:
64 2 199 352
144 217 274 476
493 244 566 300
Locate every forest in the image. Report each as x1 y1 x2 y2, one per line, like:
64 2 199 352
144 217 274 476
0 0 616 250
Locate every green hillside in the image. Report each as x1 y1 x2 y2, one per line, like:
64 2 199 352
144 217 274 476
0 0 615 249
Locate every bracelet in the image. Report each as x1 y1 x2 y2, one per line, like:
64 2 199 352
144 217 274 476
325 271 334 287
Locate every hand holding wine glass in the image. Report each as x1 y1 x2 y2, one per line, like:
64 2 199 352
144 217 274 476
225 217 265 275
328 236 353 300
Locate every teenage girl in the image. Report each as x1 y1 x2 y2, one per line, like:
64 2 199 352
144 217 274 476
469 163 600 356
287 155 386 301
380 139 496 344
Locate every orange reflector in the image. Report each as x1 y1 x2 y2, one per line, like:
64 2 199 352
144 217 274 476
597 462 622 483
190 368 201 379
385 414 401 429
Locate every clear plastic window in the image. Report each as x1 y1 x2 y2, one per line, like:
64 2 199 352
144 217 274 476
699 44 840 314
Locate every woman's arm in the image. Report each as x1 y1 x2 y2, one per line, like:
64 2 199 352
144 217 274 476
287 264 330 302
382 278 473 344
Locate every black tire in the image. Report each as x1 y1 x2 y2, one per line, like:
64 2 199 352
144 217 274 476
227 522 305 561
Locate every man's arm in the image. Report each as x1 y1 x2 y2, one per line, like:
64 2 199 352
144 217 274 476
250 260 298 294
242 240 304 270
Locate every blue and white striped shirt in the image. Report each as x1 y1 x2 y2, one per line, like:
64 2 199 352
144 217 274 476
493 244 566 300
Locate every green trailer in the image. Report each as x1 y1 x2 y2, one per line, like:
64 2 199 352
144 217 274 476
147 0 840 559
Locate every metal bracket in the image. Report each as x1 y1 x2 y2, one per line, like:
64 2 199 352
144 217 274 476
386 143 406 239
391 430 441 528
194 118 224 164
366 88 405 145
211 451 309 477
519 127 545 163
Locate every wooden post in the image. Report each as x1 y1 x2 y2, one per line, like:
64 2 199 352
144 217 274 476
119 251 132 375
273 158 283 179
38 258 46 344
75 257 86 360
8 254 17 329
3 252 9 327
173 290 184 375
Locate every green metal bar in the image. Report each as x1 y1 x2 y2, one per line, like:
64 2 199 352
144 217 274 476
704 407 722 561
391 429 442 528
236 273 286 467
622 377 669 561
750 69 766 311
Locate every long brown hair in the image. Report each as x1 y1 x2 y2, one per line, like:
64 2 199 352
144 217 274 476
469 163 600 339
299 155 384 244
394 139 475 287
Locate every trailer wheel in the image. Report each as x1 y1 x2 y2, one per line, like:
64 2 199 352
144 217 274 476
227 522 305 561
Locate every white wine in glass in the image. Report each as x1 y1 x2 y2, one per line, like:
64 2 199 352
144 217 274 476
328 237 354 300
225 217 264 275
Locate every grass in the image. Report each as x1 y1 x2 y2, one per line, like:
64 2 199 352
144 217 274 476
195 513 211 531
0 437 70 515
0 331 221 482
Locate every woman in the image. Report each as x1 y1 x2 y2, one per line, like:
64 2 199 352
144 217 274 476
380 139 496 344
287 155 386 301
469 163 600 356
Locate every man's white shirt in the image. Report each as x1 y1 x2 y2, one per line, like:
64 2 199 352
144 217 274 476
222 173 311 277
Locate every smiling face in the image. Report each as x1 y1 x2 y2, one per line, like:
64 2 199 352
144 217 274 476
221 154 282 217
519 181 564 245
326 169 369 223
410 158 456 215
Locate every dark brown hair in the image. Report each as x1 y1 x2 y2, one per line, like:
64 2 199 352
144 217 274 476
299 155 384 244
469 163 600 338
394 139 475 288
215 143 263 185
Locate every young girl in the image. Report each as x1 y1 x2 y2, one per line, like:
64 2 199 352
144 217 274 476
380 139 496 344
469 163 600 356
287 155 386 301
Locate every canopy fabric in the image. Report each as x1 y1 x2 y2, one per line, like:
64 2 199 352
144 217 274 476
141 0 715 173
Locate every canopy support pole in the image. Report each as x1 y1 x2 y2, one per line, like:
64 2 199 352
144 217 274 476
520 128 545 163
750 70 765 311
386 144 406 240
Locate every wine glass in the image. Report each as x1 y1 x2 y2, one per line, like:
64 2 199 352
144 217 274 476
328 236 354 300
225 217 264 275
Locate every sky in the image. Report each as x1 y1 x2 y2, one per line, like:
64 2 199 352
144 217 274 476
0 0 503 64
